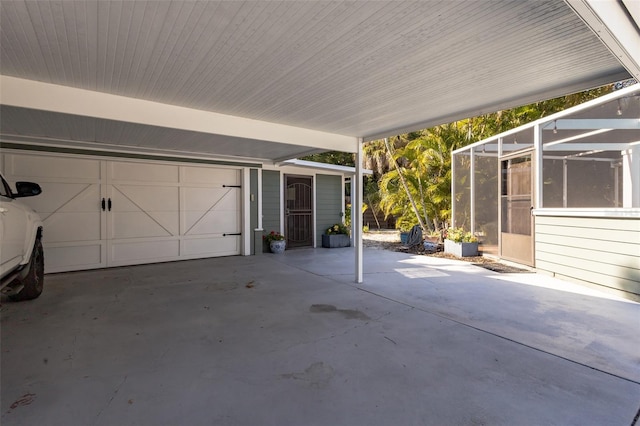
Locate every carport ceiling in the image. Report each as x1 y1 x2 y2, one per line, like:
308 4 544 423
0 0 638 162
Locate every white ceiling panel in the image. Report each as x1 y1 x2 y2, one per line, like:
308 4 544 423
0 0 636 160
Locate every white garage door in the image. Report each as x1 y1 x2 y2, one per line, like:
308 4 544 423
1 152 243 273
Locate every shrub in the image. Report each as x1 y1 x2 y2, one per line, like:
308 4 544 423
445 227 477 243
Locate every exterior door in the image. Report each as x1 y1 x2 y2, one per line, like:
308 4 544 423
2 152 242 272
179 166 242 258
106 161 181 266
285 175 313 248
500 153 534 266
1 153 106 272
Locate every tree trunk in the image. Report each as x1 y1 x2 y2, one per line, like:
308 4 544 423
366 196 382 229
417 176 432 232
383 137 426 233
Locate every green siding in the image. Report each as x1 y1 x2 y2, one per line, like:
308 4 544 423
262 170 281 253
535 215 640 298
316 174 343 247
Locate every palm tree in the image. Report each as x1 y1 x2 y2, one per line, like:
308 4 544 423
379 122 472 233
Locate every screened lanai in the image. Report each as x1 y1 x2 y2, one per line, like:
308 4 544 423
452 83 640 300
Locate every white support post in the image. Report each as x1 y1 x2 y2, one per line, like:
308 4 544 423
254 168 264 256
257 169 263 230
614 163 620 207
563 159 568 208
497 137 503 252
469 147 475 234
355 138 364 284
622 146 640 207
350 177 355 237
533 124 543 209
280 172 285 236
451 152 456 228
243 168 251 256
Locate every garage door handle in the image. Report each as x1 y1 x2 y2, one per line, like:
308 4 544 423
223 233 241 236
108 198 112 211
101 198 106 211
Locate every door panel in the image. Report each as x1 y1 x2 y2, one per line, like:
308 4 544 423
182 187 240 235
46 243 104 270
2 153 106 272
285 175 313 248
3 153 102 181
182 235 241 257
39 183 102 242
2 152 243 271
181 166 239 185
108 184 179 239
108 161 179 183
181 167 242 257
500 154 534 266
109 239 181 265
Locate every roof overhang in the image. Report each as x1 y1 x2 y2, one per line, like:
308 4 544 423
1 0 639 162
453 83 640 159
278 159 373 176
0 76 357 163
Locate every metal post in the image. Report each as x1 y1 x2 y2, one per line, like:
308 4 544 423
350 177 355 237
470 147 475 234
355 138 364 284
497 137 503 257
614 163 619 207
451 151 456 228
563 159 568 208
533 124 543 209
257 169 263 230
254 168 264 255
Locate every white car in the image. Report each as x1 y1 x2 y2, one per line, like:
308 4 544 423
0 172 44 301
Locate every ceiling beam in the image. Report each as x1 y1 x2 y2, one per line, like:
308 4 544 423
543 143 636 151
542 119 640 130
566 0 640 79
0 75 359 153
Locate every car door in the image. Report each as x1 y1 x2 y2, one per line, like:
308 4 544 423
0 175 29 277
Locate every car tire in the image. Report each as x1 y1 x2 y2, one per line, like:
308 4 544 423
10 239 44 301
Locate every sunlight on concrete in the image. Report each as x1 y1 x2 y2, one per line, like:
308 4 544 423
488 274 639 304
394 268 448 279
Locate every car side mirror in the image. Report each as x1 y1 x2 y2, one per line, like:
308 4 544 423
14 181 42 198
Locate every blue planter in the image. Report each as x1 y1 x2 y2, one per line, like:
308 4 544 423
322 234 350 248
269 240 286 254
400 232 409 244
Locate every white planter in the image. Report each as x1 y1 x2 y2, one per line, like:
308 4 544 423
444 239 478 257
269 240 286 254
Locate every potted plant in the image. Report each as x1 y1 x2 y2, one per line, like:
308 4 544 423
398 224 414 244
423 228 443 244
322 223 350 248
444 227 478 257
264 231 286 254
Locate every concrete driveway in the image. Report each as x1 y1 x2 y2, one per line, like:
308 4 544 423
2 248 639 426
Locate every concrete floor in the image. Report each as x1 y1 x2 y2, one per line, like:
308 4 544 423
1 248 639 426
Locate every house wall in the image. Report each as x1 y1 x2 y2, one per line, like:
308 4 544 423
535 214 640 300
261 170 281 252
316 174 343 247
